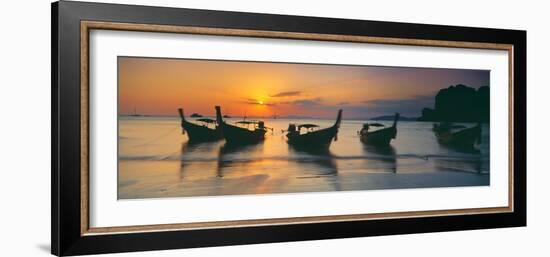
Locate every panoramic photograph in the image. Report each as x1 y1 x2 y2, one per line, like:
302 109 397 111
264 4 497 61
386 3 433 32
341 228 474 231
117 56 490 199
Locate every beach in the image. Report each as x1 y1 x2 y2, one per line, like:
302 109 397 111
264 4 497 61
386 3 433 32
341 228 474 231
118 117 489 199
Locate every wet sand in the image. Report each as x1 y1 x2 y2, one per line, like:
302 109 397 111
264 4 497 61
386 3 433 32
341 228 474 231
118 117 489 199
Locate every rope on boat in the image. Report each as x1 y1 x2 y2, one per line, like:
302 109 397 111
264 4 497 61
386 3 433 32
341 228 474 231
132 125 180 147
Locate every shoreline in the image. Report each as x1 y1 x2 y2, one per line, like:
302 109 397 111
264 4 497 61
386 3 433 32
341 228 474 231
119 169 489 199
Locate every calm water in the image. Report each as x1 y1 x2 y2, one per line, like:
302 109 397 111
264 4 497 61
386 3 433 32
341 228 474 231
118 117 489 199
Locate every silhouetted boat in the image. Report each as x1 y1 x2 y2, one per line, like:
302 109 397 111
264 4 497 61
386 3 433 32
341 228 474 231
359 113 399 146
223 114 231 118
215 106 268 144
285 109 343 149
178 108 221 142
190 113 203 118
433 122 481 150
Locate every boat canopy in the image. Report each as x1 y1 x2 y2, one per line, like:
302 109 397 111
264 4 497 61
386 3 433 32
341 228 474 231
297 124 319 130
236 120 261 124
435 122 467 131
196 118 217 124
365 123 385 127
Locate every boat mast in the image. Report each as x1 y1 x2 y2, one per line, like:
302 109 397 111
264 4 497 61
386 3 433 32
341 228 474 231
333 109 343 128
215 106 224 135
177 108 186 134
392 113 400 127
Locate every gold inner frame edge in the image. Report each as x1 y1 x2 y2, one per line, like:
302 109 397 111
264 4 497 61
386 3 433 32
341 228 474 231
80 20 515 236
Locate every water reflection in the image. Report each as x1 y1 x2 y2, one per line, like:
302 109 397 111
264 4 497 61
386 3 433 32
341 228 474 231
437 143 481 154
287 145 340 191
431 124 487 174
288 145 338 176
119 117 491 199
362 144 397 173
216 142 265 177
179 141 218 180
434 157 486 174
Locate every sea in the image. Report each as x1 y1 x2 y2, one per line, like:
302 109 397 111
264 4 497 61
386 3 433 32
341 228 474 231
118 116 490 199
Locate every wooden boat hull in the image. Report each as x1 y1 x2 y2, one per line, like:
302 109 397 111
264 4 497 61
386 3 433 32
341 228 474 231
287 126 338 149
182 120 221 142
215 106 267 144
435 124 481 149
360 113 399 146
286 110 343 150
360 126 397 146
178 108 221 142
221 123 266 144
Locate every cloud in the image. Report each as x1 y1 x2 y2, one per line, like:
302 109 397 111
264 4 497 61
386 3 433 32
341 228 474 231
270 91 302 97
277 97 323 107
240 98 275 106
293 99 321 107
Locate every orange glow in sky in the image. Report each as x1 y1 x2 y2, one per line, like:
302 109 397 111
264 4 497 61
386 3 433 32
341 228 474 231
118 57 489 119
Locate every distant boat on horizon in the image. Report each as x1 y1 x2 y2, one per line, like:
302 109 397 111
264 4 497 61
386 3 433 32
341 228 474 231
190 113 203 118
129 107 145 117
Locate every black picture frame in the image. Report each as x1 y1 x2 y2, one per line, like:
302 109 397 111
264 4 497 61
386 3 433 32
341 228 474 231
51 1 526 256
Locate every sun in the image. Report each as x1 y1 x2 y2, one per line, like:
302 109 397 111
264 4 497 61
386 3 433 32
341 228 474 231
258 100 264 105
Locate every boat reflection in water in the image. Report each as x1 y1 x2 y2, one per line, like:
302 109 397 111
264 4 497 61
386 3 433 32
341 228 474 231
288 146 338 177
361 144 397 173
433 156 486 174
178 141 220 180
216 142 264 178
118 116 490 199
286 143 341 192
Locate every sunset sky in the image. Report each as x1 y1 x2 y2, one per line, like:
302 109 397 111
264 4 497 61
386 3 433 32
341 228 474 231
118 57 489 119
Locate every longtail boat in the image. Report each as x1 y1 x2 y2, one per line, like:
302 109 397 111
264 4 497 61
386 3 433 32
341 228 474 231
433 122 481 150
359 113 399 146
285 109 343 149
215 106 268 144
177 108 221 142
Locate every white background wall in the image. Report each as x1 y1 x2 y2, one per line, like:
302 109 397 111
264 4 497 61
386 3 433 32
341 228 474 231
0 0 547 256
